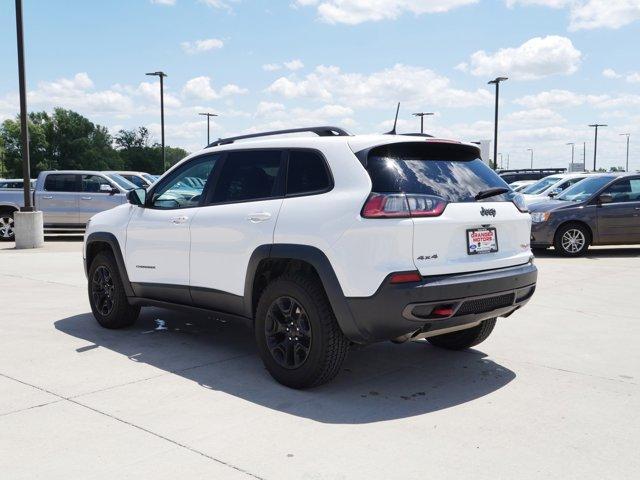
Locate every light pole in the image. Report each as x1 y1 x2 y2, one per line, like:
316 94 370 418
15 0 32 212
588 124 607 171
412 112 434 134
199 112 218 146
498 153 503 169
527 148 534 169
620 133 630 172
146 71 167 172
567 142 575 168
583 142 586 171
488 76 508 170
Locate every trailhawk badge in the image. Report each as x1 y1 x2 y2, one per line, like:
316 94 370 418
480 207 496 217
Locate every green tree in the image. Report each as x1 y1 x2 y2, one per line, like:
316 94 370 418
115 127 187 174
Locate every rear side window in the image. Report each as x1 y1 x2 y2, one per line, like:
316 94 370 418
44 174 78 192
364 142 510 202
286 150 331 195
211 150 283 203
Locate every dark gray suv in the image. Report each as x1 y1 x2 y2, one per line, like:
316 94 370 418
529 173 640 255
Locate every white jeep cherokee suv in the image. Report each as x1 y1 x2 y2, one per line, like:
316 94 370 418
83 127 537 388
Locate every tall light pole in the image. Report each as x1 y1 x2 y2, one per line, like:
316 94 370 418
488 76 508 170
412 112 434 134
620 133 630 172
15 0 32 212
527 148 534 169
199 112 218 146
146 71 167 172
567 142 575 168
498 153 503 169
583 142 586 171
589 124 607 172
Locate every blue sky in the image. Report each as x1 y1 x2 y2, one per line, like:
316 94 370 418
1 0 639 170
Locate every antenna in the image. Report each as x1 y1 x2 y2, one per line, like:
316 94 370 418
385 102 401 135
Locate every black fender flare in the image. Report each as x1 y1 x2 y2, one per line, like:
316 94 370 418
85 232 135 297
244 244 369 344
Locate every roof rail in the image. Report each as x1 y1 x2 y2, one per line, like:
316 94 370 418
207 126 351 148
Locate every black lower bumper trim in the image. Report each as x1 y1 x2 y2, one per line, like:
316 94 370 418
346 262 537 344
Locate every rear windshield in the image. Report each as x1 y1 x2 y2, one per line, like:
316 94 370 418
362 142 512 202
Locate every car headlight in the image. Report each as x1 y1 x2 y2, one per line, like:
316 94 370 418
530 212 550 223
511 193 528 213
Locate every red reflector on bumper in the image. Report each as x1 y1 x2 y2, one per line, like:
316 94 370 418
390 272 422 284
432 307 455 317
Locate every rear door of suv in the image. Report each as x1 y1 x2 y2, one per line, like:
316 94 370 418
361 141 532 276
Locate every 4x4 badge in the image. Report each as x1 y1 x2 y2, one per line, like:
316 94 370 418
480 207 496 217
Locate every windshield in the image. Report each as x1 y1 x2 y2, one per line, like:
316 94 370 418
106 173 137 190
364 142 513 202
556 176 613 202
522 176 562 195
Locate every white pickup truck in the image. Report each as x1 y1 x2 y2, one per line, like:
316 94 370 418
0 170 135 241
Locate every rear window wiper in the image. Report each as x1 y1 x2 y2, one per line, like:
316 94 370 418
474 187 510 200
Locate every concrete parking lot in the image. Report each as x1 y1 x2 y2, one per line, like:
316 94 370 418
1 239 639 479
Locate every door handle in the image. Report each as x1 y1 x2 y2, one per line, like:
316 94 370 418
246 212 272 223
42 195 53 199
170 216 189 224
81 196 92 200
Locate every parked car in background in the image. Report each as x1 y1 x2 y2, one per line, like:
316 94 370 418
106 171 156 188
0 171 136 241
0 178 36 189
509 180 537 192
530 173 640 255
521 173 592 205
497 168 566 184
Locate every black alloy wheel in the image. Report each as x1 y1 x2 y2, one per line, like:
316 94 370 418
92 265 116 316
265 296 312 369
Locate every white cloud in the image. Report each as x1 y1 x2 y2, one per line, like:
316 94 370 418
514 89 640 110
136 82 182 108
627 72 640 83
603 68 622 79
461 35 582 80
181 38 224 55
284 59 304 71
262 63 281 72
506 0 640 31
262 60 304 72
293 0 478 25
505 108 566 126
182 76 248 101
150 0 176 5
199 0 235 11
266 64 493 108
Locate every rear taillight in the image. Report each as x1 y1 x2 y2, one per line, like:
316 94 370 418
361 193 447 218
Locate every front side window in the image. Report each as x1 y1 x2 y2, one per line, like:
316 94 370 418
44 174 79 192
211 150 283 203
601 178 640 203
522 176 562 195
123 174 147 188
151 156 218 209
82 175 113 193
286 150 331 195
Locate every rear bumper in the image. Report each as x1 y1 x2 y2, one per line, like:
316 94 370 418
345 261 537 344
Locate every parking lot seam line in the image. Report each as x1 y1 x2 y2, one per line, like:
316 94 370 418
0 272 81 288
0 372 265 480
0 399 65 418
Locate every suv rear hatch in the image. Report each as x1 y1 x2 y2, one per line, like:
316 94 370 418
359 141 532 276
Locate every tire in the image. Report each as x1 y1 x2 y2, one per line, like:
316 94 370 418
554 223 590 256
0 211 15 242
427 318 497 350
88 251 140 329
255 273 349 389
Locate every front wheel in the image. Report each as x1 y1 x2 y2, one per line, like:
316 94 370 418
427 319 497 350
0 212 15 241
255 274 349 389
554 224 590 256
88 251 140 329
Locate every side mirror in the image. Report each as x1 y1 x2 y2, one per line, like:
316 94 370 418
548 188 561 198
127 188 146 206
100 184 119 195
597 193 613 204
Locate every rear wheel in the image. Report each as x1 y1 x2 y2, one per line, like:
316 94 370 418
0 211 15 241
427 318 497 350
88 251 140 329
255 273 349 389
554 223 590 256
